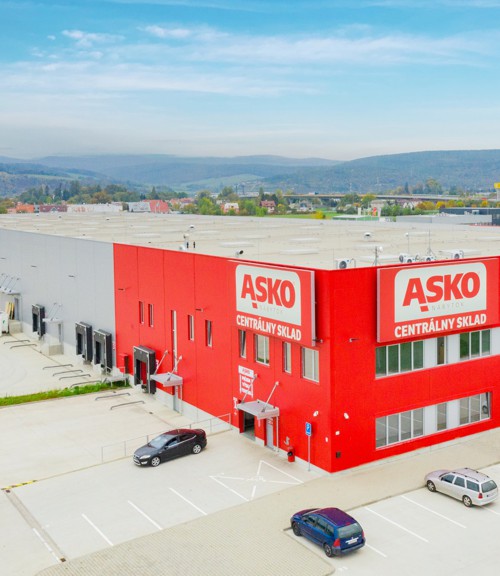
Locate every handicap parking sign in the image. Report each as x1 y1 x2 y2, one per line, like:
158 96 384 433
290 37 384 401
305 422 312 436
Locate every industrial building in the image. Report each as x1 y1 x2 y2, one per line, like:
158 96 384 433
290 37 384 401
1 212 499 473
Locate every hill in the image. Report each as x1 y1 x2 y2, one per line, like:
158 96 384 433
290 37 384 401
1 150 500 196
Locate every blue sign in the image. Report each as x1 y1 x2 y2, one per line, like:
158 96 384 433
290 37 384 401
305 422 312 436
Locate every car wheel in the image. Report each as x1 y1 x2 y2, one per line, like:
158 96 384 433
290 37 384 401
426 480 436 492
150 456 161 467
463 495 473 507
323 543 334 558
192 443 202 454
292 522 301 536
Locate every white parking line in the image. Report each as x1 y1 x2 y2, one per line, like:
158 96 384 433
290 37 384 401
401 495 467 528
257 460 304 484
365 543 388 558
128 500 162 529
210 475 249 502
169 488 208 515
81 513 113 546
33 528 61 563
365 507 429 542
483 506 500 516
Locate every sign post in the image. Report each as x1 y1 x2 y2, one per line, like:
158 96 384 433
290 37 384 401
305 421 312 471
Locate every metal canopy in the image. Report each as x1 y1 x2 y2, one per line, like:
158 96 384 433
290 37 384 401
237 399 279 420
150 372 183 387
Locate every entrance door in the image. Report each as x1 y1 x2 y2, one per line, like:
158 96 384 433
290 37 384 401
266 418 274 448
243 412 255 439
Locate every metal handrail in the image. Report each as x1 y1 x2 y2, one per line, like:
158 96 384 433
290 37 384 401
53 369 83 376
110 400 145 410
43 364 73 370
95 392 130 400
59 373 91 380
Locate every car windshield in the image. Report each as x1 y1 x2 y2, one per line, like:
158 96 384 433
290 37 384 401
482 480 497 492
338 523 362 539
149 434 172 449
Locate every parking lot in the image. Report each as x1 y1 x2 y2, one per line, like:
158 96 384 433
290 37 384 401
11 431 314 563
288 463 500 576
3 336 500 576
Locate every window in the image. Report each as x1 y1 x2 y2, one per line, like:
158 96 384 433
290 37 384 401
206 320 213 347
255 334 269 365
460 330 490 360
437 403 447 431
376 393 491 448
148 304 154 327
302 347 319 382
238 329 247 358
375 408 424 447
139 301 144 324
437 337 446 365
460 393 490 425
376 340 424 376
171 310 177 360
454 476 465 488
188 315 194 341
283 341 292 373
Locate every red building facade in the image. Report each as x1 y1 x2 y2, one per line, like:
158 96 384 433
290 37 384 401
114 243 500 473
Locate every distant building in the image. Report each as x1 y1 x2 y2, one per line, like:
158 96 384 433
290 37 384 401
260 200 276 213
222 202 239 214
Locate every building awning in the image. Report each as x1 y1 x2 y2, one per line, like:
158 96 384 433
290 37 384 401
150 373 183 387
237 399 279 420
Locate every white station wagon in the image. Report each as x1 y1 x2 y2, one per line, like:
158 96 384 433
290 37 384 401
425 468 498 507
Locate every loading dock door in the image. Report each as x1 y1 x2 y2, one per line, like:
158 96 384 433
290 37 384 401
32 304 45 337
93 330 113 373
75 322 93 361
133 346 156 393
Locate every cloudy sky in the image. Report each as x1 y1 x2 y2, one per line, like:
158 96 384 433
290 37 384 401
1 0 500 160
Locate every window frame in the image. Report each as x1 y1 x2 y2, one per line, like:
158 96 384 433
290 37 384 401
301 346 319 382
254 334 270 365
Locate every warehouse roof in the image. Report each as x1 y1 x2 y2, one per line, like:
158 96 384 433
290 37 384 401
1 212 500 270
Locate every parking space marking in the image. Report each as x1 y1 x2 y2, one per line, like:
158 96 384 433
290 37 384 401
401 495 467 528
364 507 429 542
169 488 208 515
365 543 388 558
258 460 304 484
128 500 162 529
483 506 500 516
81 513 113 546
210 475 249 502
33 528 62 564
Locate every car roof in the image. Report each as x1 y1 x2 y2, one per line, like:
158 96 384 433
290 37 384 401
452 468 491 482
162 428 203 435
315 507 357 526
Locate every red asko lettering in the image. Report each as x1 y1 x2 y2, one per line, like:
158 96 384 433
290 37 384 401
240 274 296 309
402 272 480 312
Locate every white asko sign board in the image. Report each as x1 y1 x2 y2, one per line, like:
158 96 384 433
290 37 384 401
235 265 301 325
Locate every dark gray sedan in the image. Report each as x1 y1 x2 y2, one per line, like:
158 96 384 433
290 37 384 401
133 428 207 467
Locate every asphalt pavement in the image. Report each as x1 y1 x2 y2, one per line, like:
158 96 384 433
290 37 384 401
2 332 500 576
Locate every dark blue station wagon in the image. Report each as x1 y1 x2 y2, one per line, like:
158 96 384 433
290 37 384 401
291 507 365 557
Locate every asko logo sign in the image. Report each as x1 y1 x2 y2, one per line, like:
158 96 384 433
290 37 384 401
235 264 315 345
378 259 499 342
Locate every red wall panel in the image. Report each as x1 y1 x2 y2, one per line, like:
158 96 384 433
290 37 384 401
114 245 500 473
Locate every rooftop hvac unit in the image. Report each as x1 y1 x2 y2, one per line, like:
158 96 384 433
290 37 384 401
335 258 352 270
452 249 465 260
399 253 415 264
424 254 436 262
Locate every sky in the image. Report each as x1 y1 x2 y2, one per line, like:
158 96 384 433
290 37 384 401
1 0 500 161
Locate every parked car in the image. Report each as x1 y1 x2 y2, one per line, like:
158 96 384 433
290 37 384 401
425 468 498 507
133 428 207 467
290 507 365 557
